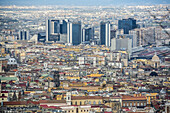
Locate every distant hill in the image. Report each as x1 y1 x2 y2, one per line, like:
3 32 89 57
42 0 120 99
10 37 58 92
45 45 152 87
0 0 169 6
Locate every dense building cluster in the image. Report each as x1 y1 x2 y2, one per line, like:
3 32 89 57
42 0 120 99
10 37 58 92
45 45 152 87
0 4 170 113
0 41 170 113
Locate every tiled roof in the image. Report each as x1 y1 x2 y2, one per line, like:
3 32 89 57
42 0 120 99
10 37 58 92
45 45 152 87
39 100 66 103
71 96 102 100
122 95 146 101
3 101 40 106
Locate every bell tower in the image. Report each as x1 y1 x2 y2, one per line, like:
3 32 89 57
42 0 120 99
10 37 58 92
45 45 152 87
66 92 71 105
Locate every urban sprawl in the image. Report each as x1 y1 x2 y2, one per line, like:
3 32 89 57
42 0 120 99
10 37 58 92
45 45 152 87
0 5 170 113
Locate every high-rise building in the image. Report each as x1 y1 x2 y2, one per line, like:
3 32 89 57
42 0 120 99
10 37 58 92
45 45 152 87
18 30 29 40
67 22 72 44
46 19 68 42
51 20 60 34
67 21 82 45
60 20 68 34
82 27 94 42
129 27 161 47
38 32 46 43
129 29 144 47
116 34 134 47
111 38 132 55
118 18 137 34
46 19 51 42
100 21 111 47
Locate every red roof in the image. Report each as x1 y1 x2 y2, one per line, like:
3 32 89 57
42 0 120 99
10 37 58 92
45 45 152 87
40 105 61 109
0 96 7 98
12 69 18 72
1 91 8 93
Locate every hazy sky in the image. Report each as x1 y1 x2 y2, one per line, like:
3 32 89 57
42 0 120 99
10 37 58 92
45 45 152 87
0 0 169 6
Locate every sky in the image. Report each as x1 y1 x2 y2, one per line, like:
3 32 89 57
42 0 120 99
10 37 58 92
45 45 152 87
0 0 169 6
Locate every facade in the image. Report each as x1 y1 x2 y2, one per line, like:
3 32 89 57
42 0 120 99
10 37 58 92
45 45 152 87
60 20 68 34
82 27 94 42
118 18 137 34
51 20 60 34
122 95 147 108
38 32 46 43
71 96 103 105
111 38 132 54
67 21 82 45
46 19 51 42
100 21 111 47
116 34 134 47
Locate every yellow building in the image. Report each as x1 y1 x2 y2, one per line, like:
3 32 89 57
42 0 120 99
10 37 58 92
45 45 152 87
67 76 80 80
71 96 103 105
87 74 104 78
146 93 158 105
0 91 8 102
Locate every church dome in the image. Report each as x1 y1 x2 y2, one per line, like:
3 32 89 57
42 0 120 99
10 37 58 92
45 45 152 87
152 54 160 62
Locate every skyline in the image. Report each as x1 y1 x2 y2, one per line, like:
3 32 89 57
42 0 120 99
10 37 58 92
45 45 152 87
0 0 170 112
0 0 170 6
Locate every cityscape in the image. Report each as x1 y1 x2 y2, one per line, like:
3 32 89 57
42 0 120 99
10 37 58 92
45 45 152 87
0 0 170 113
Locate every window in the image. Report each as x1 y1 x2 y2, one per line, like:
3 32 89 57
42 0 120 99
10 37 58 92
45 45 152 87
137 102 139 106
75 101 77 105
127 103 129 106
93 101 96 105
144 103 146 106
81 110 83 112
80 101 82 105
141 103 143 106
114 106 116 110
84 110 86 112
130 103 132 106
89 101 91 104
76 108 78 113
98 101 101 104
134 102 136 106
123 103 125 107
72 110 74 112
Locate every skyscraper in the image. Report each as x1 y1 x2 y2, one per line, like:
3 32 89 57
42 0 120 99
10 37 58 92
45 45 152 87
118 18 137 34
51 20 60 34
60 20 68 34
67 21 82 45
46 19 68 42
100 21 111 47
82 27 94 42
46 19 51 42
67 22 72 44
18 30 29 40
